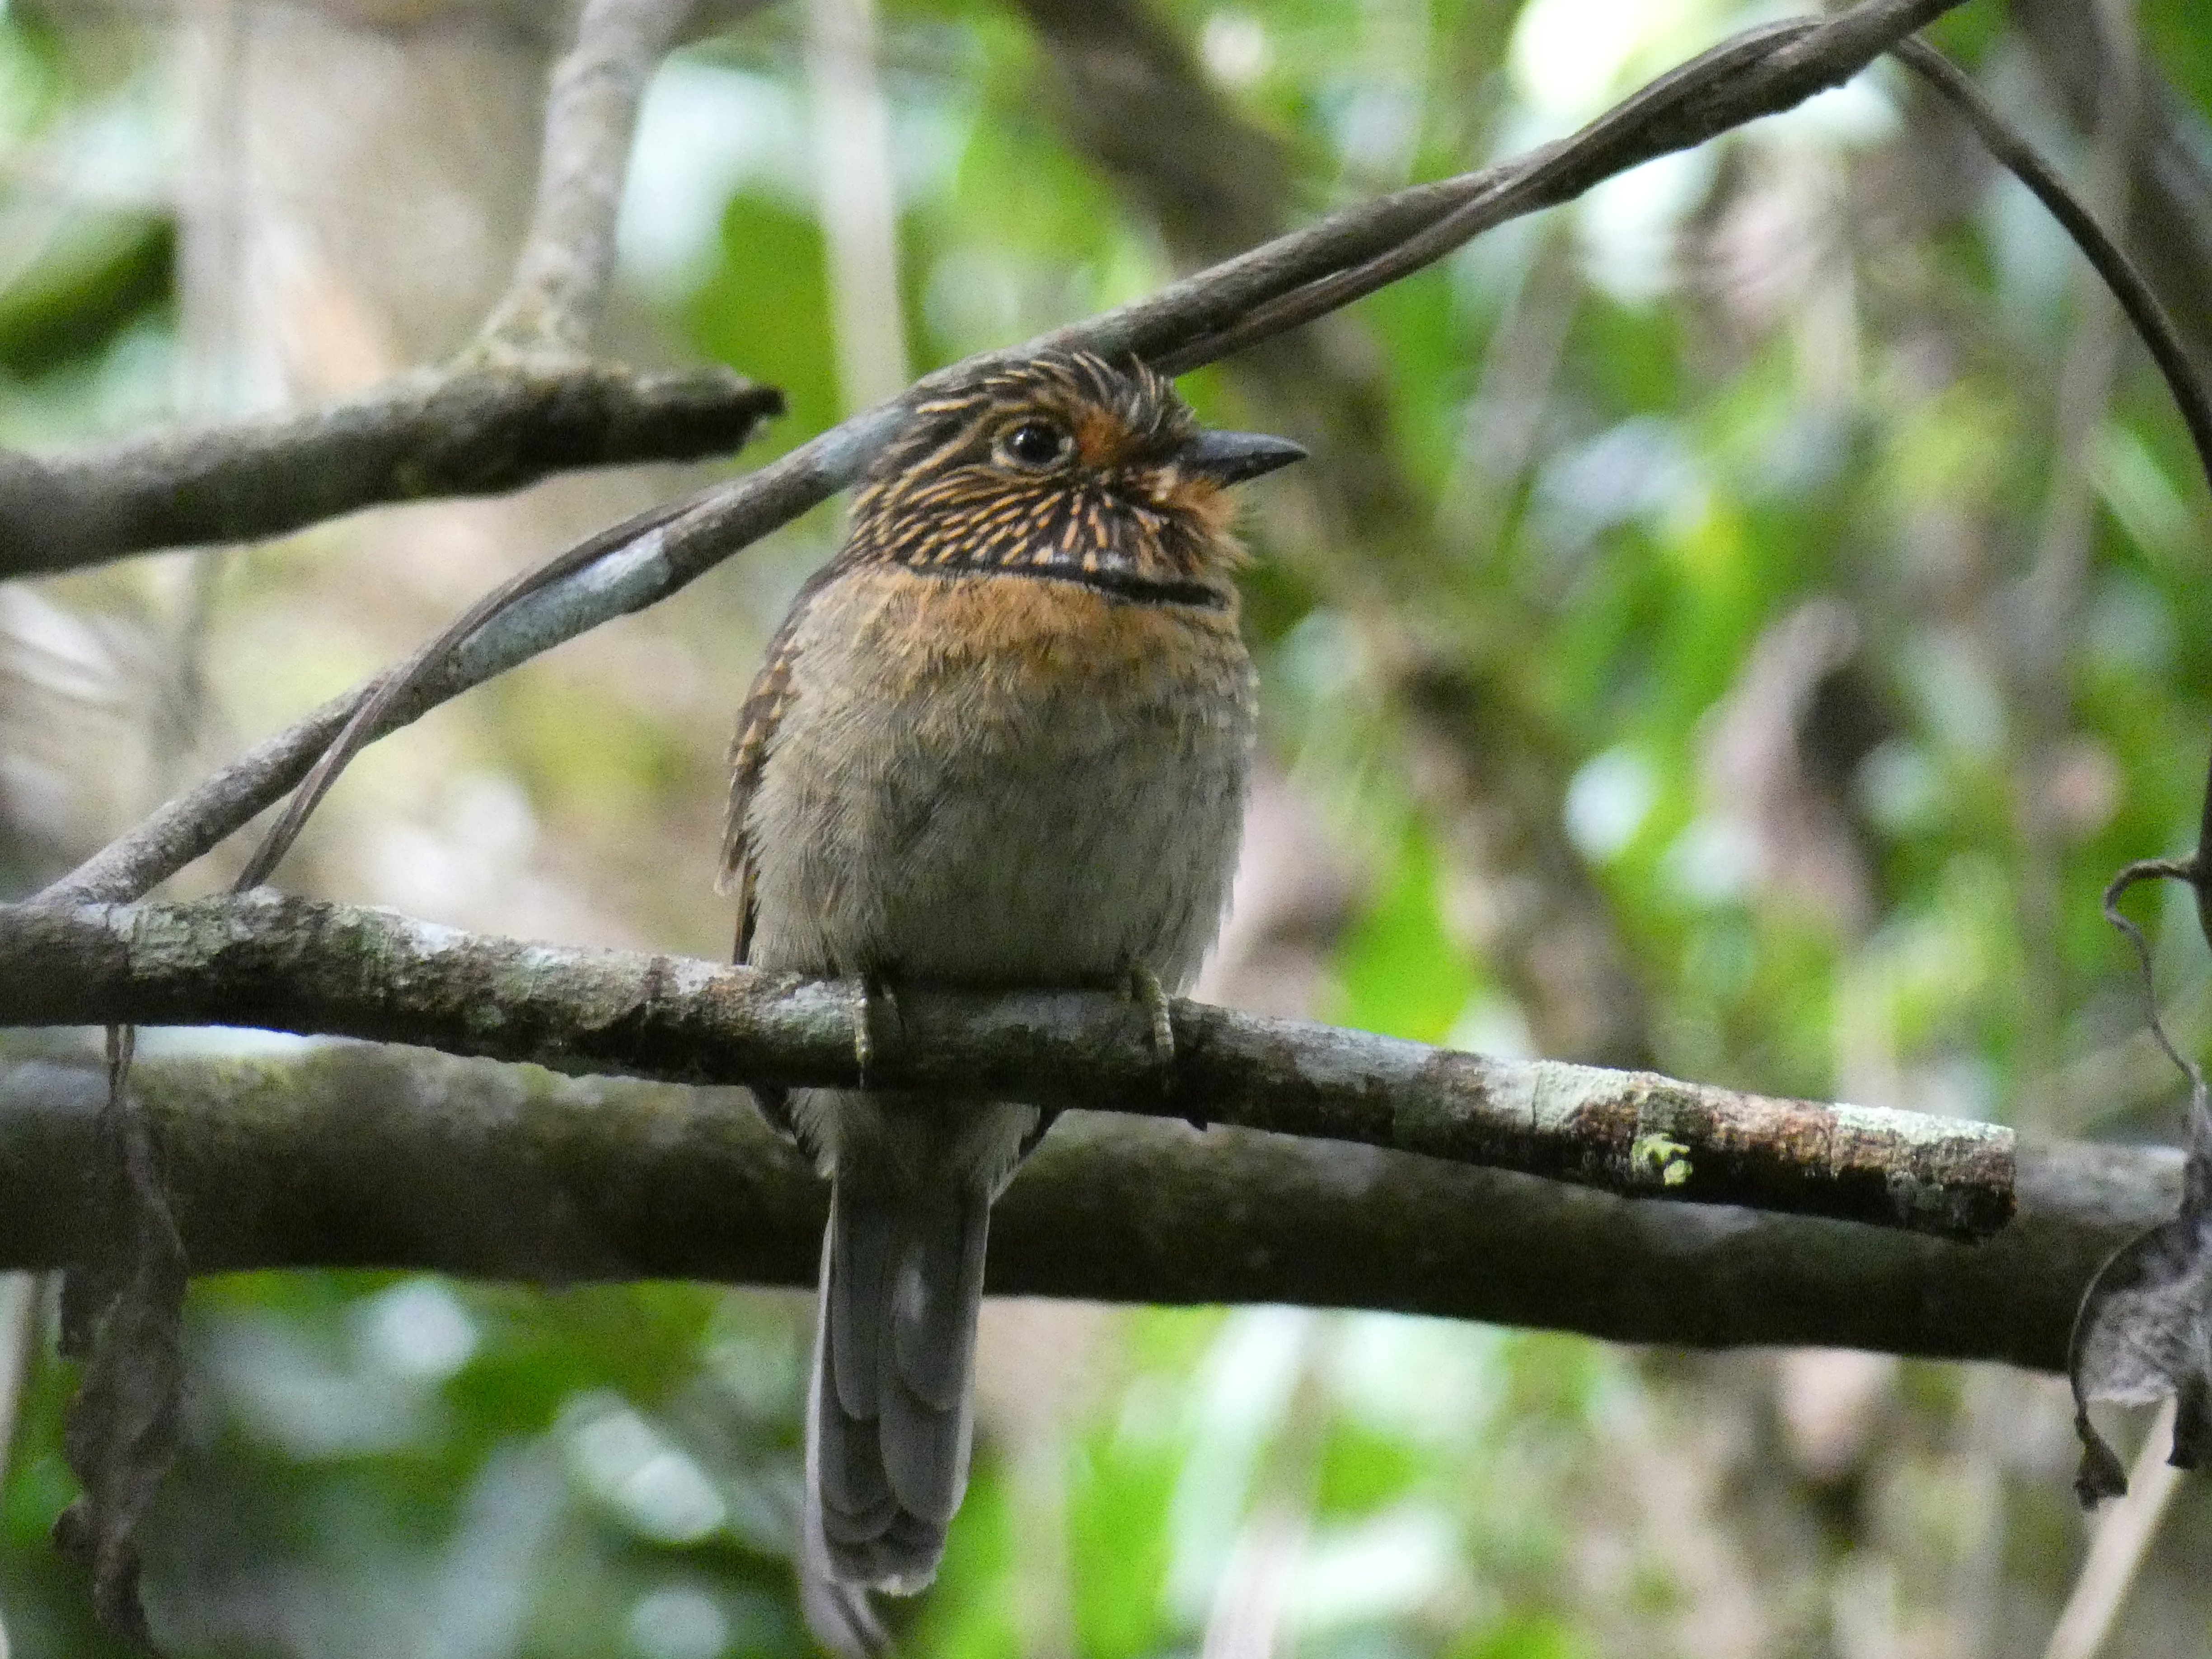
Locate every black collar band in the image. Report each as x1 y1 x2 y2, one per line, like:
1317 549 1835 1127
909 559 1229 610
1045 564 1229 610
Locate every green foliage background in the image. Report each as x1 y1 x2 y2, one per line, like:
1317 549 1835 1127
5 0 2212 1654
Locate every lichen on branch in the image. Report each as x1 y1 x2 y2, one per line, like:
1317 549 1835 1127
0 892 2016 1239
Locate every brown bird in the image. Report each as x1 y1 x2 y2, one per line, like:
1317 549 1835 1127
720 349 1303 1593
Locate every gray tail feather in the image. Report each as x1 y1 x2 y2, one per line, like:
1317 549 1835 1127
807 1181 991 1593
794 1518 890 1659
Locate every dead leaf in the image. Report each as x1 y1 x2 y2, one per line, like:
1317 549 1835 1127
53 1027 187 1651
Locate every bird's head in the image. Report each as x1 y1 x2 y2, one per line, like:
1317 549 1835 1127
847 350 1305 602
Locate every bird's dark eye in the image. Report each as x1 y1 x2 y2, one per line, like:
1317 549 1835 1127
1000 420 1069 469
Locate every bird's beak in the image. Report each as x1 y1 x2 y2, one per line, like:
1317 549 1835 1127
1181 428 1308 485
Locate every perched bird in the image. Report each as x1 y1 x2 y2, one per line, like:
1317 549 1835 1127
720 348 1303 1593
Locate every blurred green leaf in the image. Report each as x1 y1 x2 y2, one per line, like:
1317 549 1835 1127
0 211 171 379
1312 1418 1425 1519
1066 1428 1177 1659
1331 824 1478 1045
908 1460 1021 1659
1441 1614 1586 1659
685 190 838 447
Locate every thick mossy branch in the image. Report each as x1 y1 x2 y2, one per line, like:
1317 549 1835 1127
0 1041 2160 1371
0 893 2014 1238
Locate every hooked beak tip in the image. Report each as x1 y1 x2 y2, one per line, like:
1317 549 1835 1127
1183 429 1308 485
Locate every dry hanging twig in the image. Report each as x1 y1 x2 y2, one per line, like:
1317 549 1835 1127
2070 774 2212 1504
1879 34 2212 1523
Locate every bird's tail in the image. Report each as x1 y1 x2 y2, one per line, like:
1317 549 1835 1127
806 1173 992 1593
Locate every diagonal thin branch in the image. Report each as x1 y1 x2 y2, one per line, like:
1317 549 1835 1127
2009 0 2212 384
37 0 1973 907
1893 37 2212 501
0 893 2015 1238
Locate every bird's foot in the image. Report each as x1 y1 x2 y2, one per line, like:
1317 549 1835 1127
850 975 899 1087
1128 959 1209 1129
851 982 871 1083
1128 960 1176 1069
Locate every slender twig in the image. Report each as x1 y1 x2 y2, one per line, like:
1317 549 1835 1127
1893 38 2212 504
2011 0 2212 379
41 485 731 903
476 0 698 357
2100 858 2205 1102
0 893 2016 1237
2097 727 2212 1202
225 494 700 892
37 0 1973 907
1153 18 1809 374
2043 1398 2186 1659
0 1272 38 1494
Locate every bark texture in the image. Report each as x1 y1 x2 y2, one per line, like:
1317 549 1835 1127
2 894 2015 1236
0 1040 2155 1372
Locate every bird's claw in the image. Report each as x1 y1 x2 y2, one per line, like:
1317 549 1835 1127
851 975 899 1087
851 978 874 1085
1128 960 1181 1098
1128 961 1206 1128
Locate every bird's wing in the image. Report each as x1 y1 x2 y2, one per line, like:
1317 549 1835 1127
720 617 800 963
721 558 850 962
